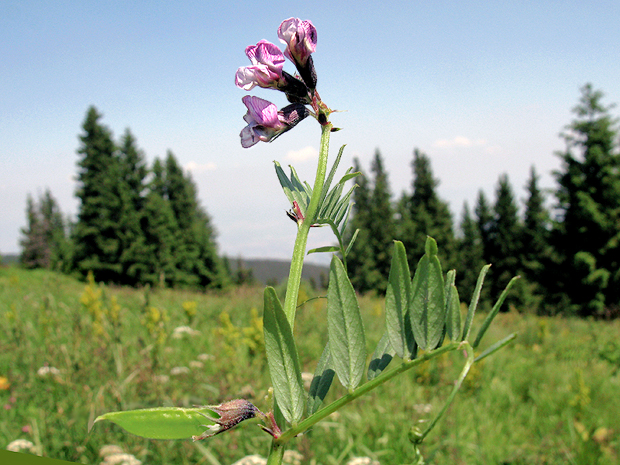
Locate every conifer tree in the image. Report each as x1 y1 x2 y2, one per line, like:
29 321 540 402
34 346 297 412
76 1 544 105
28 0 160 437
488 174 522 301
346 157 383 293
142 158 179 286
367 150 396 293
116 129 149 285
456 201 485 302
73 106 124 282
150 151 227 288
520 166 552 311
552 84 620 316
20 190 69 270
398 148 456 271
474 189 494 304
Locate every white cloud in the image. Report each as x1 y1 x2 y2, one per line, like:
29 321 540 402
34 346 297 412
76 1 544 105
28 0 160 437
284 146 318 162
185 161 217 173
433 136 488 148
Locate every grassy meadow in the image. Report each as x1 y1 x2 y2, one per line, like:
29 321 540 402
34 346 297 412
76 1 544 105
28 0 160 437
1 265 619 464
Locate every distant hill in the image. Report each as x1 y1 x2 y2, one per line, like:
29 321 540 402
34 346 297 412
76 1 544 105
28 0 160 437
0 254 19 265
227 258 329 286
0 254 330 286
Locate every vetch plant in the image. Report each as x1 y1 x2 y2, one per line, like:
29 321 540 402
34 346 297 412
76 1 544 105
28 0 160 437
94 18 518 463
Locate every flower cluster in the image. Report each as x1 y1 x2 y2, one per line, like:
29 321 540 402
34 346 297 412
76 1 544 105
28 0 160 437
236 18 324 148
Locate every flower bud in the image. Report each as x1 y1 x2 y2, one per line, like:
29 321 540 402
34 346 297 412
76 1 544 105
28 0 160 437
192 399 260 441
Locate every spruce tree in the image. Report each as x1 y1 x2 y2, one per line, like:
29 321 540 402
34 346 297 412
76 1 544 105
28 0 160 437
20 190 70 270
346 157 383 293
367 150 396 293
488 174 522 301
72 106 124 282
474 189 494 304
521 166 552 311
153 151 227 288
456 201 485 303
552 84 620 316
398 148 456 271
142 157 179 287
116 129 149 285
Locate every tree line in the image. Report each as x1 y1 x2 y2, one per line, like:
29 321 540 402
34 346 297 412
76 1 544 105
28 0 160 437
345 84 620 318
20 106 228 289
19 85 620 317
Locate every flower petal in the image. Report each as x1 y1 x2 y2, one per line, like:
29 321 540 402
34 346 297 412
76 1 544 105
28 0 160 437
277 18 317 66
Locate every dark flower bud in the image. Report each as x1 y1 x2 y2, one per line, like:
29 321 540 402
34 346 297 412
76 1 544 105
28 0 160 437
192 399 259 441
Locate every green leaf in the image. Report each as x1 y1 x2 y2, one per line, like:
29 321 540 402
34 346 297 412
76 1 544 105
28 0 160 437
327 256 367 391
273 162 311 216
274 161 297 206
474 332 517 362
94 407 217 439
409 237 445 351
367 332 396 380
385 241 414 359
320 145 347 207
462 264 491 342
445 270 462 342
473 276 520 348
263 287 305 424
344 229 360 257
307 342 336 415
308 245 340 255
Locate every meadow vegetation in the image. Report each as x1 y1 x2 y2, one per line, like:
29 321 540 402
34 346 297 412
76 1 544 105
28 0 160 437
2 265 619 464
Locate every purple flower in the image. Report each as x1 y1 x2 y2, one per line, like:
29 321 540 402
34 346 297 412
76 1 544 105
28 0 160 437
236 39 309 100
235 40 285 91
240 95 309 148
278 18 317 67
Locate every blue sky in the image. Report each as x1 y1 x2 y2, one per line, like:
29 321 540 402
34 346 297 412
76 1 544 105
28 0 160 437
2 1 619 263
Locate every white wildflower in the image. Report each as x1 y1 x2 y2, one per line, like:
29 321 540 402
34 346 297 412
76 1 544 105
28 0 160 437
283 449 304 465
189 360 204 369
231 454 267 465
346 457 380 465
99 445 124 457
170 366 190 376
6 439 36 453
153 375 169 384
101 452 142 465
197 353 215 361
301 372 314 389
413 403 432 414
37 366 60 377
172 326 201 339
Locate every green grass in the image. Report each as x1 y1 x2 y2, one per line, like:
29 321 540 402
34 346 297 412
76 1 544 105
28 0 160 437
1 266 619 464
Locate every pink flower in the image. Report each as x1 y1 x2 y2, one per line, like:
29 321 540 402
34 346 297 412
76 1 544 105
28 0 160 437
278 18 317 67
235 40 285 91
236 40 309 100
240 95 309 148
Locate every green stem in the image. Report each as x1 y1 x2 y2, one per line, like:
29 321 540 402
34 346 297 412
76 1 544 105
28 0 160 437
276 342 460 444
419 342 473 441
282 122 332 327
265 439 284 465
